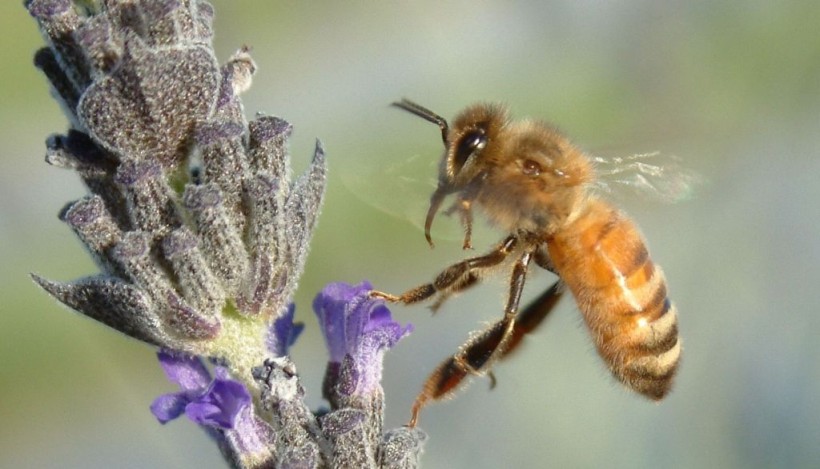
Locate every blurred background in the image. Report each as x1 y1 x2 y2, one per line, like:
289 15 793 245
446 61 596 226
2 1 819 467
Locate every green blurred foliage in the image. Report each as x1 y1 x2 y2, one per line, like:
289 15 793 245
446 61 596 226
2 1 819 468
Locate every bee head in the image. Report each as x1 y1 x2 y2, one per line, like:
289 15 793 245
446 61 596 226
391 99 507 246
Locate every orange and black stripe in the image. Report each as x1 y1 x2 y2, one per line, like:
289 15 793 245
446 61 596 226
548 199 681 400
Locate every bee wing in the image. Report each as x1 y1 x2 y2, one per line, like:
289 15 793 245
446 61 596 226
591 152 704 204
340 152 465 241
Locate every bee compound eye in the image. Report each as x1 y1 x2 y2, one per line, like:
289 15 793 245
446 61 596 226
454 131 487 170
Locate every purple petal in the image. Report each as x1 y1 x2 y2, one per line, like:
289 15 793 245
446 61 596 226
157 350 212 391
343 294 370 358
150 392 189 424
355 331 407 395
212 366 230 380
185 401 226 427
313 281 412 396
367 322 414 350
185 378 251 429
229 406 277 457
314 282 371 362
365 302 394 330
289 323 305 349
267 303 304 357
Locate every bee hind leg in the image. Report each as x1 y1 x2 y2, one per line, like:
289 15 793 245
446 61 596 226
409 251 555 426
498 280 563 360
408 308 516 427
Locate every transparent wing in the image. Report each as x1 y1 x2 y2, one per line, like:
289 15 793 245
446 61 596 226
342 148 702 244
591 151 703 204
340 152 465 241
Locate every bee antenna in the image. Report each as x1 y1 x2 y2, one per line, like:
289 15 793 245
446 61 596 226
392 99 449 146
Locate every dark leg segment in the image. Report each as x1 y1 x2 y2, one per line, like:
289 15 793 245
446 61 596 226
452 250 532 373
407 262 564 427
429 272 479 313
371 235 518 305
498 280 563 359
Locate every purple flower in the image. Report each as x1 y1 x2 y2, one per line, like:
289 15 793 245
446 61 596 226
267 303 304 357
314 281 412 397
150 350 250 429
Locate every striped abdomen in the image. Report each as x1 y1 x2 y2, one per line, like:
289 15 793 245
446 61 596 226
547 199 680 399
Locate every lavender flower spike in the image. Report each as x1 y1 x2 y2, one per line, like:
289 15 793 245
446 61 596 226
267 303 304 357
27 0 327 393
28 1 426 467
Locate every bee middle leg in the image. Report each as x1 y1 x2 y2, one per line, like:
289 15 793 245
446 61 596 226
453 249 533 373
371 234 518 305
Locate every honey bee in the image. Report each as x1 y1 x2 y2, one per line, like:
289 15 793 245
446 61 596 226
372 99 682 427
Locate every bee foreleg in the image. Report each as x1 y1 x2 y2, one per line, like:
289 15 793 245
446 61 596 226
445 196 476 250
371 234 517 305
458 199 474 250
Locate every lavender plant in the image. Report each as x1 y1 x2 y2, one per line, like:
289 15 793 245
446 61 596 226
26 0 426 467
